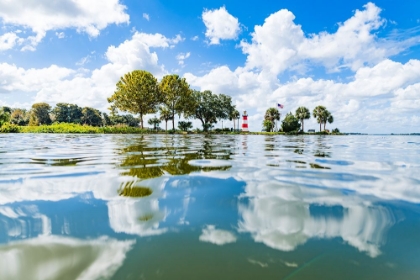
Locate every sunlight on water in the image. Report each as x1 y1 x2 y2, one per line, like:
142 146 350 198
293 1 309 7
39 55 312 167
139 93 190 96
0 134 420 279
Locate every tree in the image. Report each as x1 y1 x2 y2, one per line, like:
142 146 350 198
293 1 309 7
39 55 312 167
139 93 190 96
102 112 112 126
178 121 192 131
51 103 83 123
81 107 103 126
159 74 192 130
229 109 240 131
159 106 172 131
10 109 29 126
108 70 161 128
295 106 311 132
264 107 281 132
326 114 334 130
0 107 10 127
262 119 274 132
148 116 161 130
186 90 235 132
29 103 52 126
313 105 327 132
281 112 301 132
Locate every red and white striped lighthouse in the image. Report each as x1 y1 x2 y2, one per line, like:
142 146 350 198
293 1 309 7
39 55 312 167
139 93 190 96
242 111 249 132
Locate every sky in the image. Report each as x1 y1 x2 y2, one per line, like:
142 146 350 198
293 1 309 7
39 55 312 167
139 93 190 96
0 0 419 133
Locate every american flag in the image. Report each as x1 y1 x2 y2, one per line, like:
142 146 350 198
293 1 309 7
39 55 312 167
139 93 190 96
277 103 284 109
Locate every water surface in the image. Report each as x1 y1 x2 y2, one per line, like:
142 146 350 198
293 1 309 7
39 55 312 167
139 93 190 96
1 134 420 279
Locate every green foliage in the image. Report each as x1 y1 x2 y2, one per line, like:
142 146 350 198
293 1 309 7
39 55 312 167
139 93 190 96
148 116 161 130
186 90 235 131
264 107 281 132
81 107 103 126
159 106 172 131
108 70 161 128
0 123 20 133
10 109 29 126
159 74 192 130
51 103 83 124
229 109 240 130
281 112 301 132
29 103 52 126
332 128 340 133
313 105 333 132
178 121 192 131
262 119 274 132
295 106 311 132
18 123 149 134
0 107 11 127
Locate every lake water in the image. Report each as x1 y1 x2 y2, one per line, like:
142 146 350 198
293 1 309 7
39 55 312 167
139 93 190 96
0 134 420 279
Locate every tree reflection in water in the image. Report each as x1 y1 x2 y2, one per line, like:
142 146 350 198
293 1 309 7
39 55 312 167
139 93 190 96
117 135 233 180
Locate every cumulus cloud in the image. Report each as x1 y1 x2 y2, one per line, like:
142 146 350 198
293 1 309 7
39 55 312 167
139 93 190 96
0 0 129 51
185 3 420 133
240 3 410 75
143 13 150 21
202 6 241 44
0 31 181 110
0 32 22 51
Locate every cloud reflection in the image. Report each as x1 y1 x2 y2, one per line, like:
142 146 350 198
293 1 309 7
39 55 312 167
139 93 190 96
238 181 395 257
0 236 134 280
199 225 237 245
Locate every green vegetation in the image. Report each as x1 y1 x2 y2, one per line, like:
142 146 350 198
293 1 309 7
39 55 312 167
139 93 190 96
159 74 192 130
108 70 161 128
178 121 193 131
29 103 52 126
263 108 281 132
281 112 301 133
187 90 235 131
295 106 311 132
1 69 342 135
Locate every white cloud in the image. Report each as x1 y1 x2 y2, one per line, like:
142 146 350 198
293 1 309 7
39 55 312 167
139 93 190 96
0 31 181 110
0 0 129 51
202 6 241 45
191 35 199 41
0 32 22 51
185 3 420 133
143 13 150 21
55 32 65 39
240 3 416 75
199 225 237 245
176 52 191 65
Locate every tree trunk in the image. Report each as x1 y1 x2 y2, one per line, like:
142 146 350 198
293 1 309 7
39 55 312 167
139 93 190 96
140 114 143 129
319 123 321 132
165 120 167 131
172 112 175 130
323 122 326 131
301 119 304 132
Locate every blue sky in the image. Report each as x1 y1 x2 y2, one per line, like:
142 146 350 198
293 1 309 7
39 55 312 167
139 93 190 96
0 0 419 133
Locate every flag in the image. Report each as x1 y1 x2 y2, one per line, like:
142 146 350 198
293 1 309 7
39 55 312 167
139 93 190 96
277 103 284 109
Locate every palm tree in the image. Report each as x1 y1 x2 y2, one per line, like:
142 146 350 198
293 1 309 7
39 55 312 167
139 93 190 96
229 109 240 131
264 107 281 132
159 107 172 131
313 105 326 132
326 114 334 131
295 107 310 132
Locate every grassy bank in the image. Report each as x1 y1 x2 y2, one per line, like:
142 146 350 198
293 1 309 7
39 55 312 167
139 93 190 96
0 123 343 135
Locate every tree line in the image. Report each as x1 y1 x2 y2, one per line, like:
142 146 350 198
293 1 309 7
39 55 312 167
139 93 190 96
0 103 141 128
263 105 336 133
0 70 240 132
108 70 240 131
